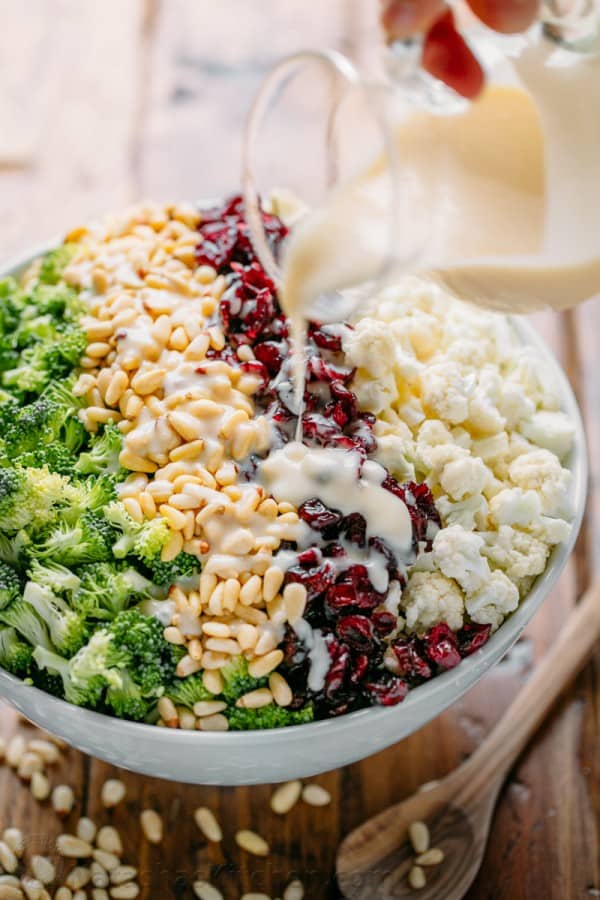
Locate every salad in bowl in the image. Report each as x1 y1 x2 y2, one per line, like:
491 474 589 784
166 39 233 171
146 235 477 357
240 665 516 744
0 196 579 744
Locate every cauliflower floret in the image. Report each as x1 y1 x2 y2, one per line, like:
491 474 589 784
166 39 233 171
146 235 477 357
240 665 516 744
436 494 489 530
519 410 575 460
343 319 400 413
402 571 465 633
508 449 573 518
375 431 416 481
432 524 491 593
505 347 562 411
415 421 469 472
489 487 542 527
497 382 536 429
439 455 491 501
420 361 471 425
481 525 549 583
398 398 426 428
465 570 519 630
529 515 572 545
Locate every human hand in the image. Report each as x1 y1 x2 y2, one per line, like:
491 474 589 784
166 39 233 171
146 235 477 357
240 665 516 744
381 0 541 98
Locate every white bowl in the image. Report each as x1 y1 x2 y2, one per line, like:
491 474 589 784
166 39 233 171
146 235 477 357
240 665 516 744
0 245 588 785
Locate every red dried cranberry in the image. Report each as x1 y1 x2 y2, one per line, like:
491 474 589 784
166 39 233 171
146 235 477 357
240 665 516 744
309 324 344 352
371 610 398 637
336 615 376 651
323 542 346 558
392 637 432 680
254 340 285 376
296 547 322 567
299 498 343 532
308 356 355 384
424 623 461 670
325 639 350 698
196 221 239 269
340 513 367 548
285 561 336 599
349 653 370 684
239 359 269 389
458 622 492 656
365 675 408 706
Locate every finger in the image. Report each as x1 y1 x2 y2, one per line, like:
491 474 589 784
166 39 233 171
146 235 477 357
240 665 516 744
465 0 541 33
381 0 447 40
422 9 485 99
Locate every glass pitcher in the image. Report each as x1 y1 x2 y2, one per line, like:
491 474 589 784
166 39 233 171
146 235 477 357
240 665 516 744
241 0 600 322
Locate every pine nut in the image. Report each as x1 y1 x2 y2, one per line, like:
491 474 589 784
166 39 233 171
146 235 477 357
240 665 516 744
283 583 307 624
93 851 120 872
269 672 293 707
73 892 87 900
140 810 163 844
131 368 165 395
192 882 223 900
96 827 122 856
20 877 44 900
157 697 179 728
168 411 201 442
415 848 445 866
236 689 273 709
240 895 270 900
91 862 108 888
30 771 50 801
109 867 137 887
263 567 285 603
0 842 18 873
6 736 26 768
170 439 204 461
2 830 23 859
176 654 203 678
76 818 97 844
194 807 223 843
56 835 93 858
0 881 20 890
202 670 223 695
105 370 129 406
239 574 261 606
123 497 143 522
66 869 91 891
193 701 227 718
249 650 283 679
17 751 43 781
409 821 430 855
92 891 109 900
271 780 302 816
283 881 305 900
408 866 426 890
302 784 331 807
197 714 229 732
0 886 23 899
235 830 269 857
161 529 183 561
52 785 75 817
31 856 55 885
101 779 126 808
237 623 259 651
109 885 139 899
27 740 60 765
185 334 210 360
55 889 73 900
119 449 157 473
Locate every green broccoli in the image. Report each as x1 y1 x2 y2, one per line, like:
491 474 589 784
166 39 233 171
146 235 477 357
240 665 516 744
0 598 53 652
146 551 200 586
105 669 153 721
165 673 213 709
32 643 105 707
226 703 315 731
75 424 125 478
21 581 88 656
0 466 70 532
27 559 80 597
38 244 77 286
3 380 86 460
0 560 21 609
0 626 33 678
29 511 115 567
0 389 19 429
0 531 31 569
2 324 86 398
104 501 170 562
109 608 179 694
220 656 267 704
16 442 77 476
73 562 155 620
0 278 26 336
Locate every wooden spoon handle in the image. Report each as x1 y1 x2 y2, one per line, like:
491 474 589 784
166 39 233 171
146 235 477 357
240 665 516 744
461 579 600 791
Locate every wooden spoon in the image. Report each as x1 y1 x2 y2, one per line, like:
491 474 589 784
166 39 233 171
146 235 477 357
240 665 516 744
337 579 600 899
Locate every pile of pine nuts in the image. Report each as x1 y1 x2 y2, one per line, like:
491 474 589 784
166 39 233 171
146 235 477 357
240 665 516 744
62 203 310 692
407 820 445 890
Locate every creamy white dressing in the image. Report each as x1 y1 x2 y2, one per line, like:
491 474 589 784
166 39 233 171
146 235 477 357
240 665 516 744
293 617 331 693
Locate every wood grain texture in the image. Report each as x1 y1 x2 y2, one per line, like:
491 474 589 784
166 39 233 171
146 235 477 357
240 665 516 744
0 2 598 898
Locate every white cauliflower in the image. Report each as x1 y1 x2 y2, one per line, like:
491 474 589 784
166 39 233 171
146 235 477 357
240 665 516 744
481 525 549 583
465 570 519 630
342 318 400 414
489 487 542 527
529 515 572 545
519 410 575 460
508 449 573 518
375 430 416 481
402 571 465 633
432 524 491 593
420 361 471 425
497 382 536 428
439 455 491 501
436 494 489 531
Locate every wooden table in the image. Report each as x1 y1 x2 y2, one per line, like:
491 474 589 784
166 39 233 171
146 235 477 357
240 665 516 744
0 2 598 897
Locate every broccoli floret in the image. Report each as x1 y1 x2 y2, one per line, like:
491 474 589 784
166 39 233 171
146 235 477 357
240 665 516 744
30 511 115 567
74 424 125 478
226 703 314 731
27 559 80 597
0 531 31 569
0 466 70 532
16 442 76 475
0 561 21 609
165 673 213 709
2 324 86 398
109 609 178 694
0 390 19 429
42 325 87 379
0 598 53 652
73 563 154 620
105 669 152 721
3 381 85 459
104 501 170 562
32 644 105 707
38 244 77 286
0 278 26 336
0 626 33 677
146 551 201 586
220 656 267 704
22 581 88 656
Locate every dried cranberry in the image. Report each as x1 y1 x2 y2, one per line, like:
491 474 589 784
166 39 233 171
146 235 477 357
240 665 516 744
392 637 432 680
349 653 370 685
364 675 408 706
296 547 322 567
336 615 376 652
254 340 285 376
340 513 367 548
424 623 461 670
308 356 355 384
308 324 344 352
286 561 336 600
372 610 398 637
325 639 350 698
458 622 492 656
299 498 343 532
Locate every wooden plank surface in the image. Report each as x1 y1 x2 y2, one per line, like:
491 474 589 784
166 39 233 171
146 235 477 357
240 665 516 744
0 2 598 898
